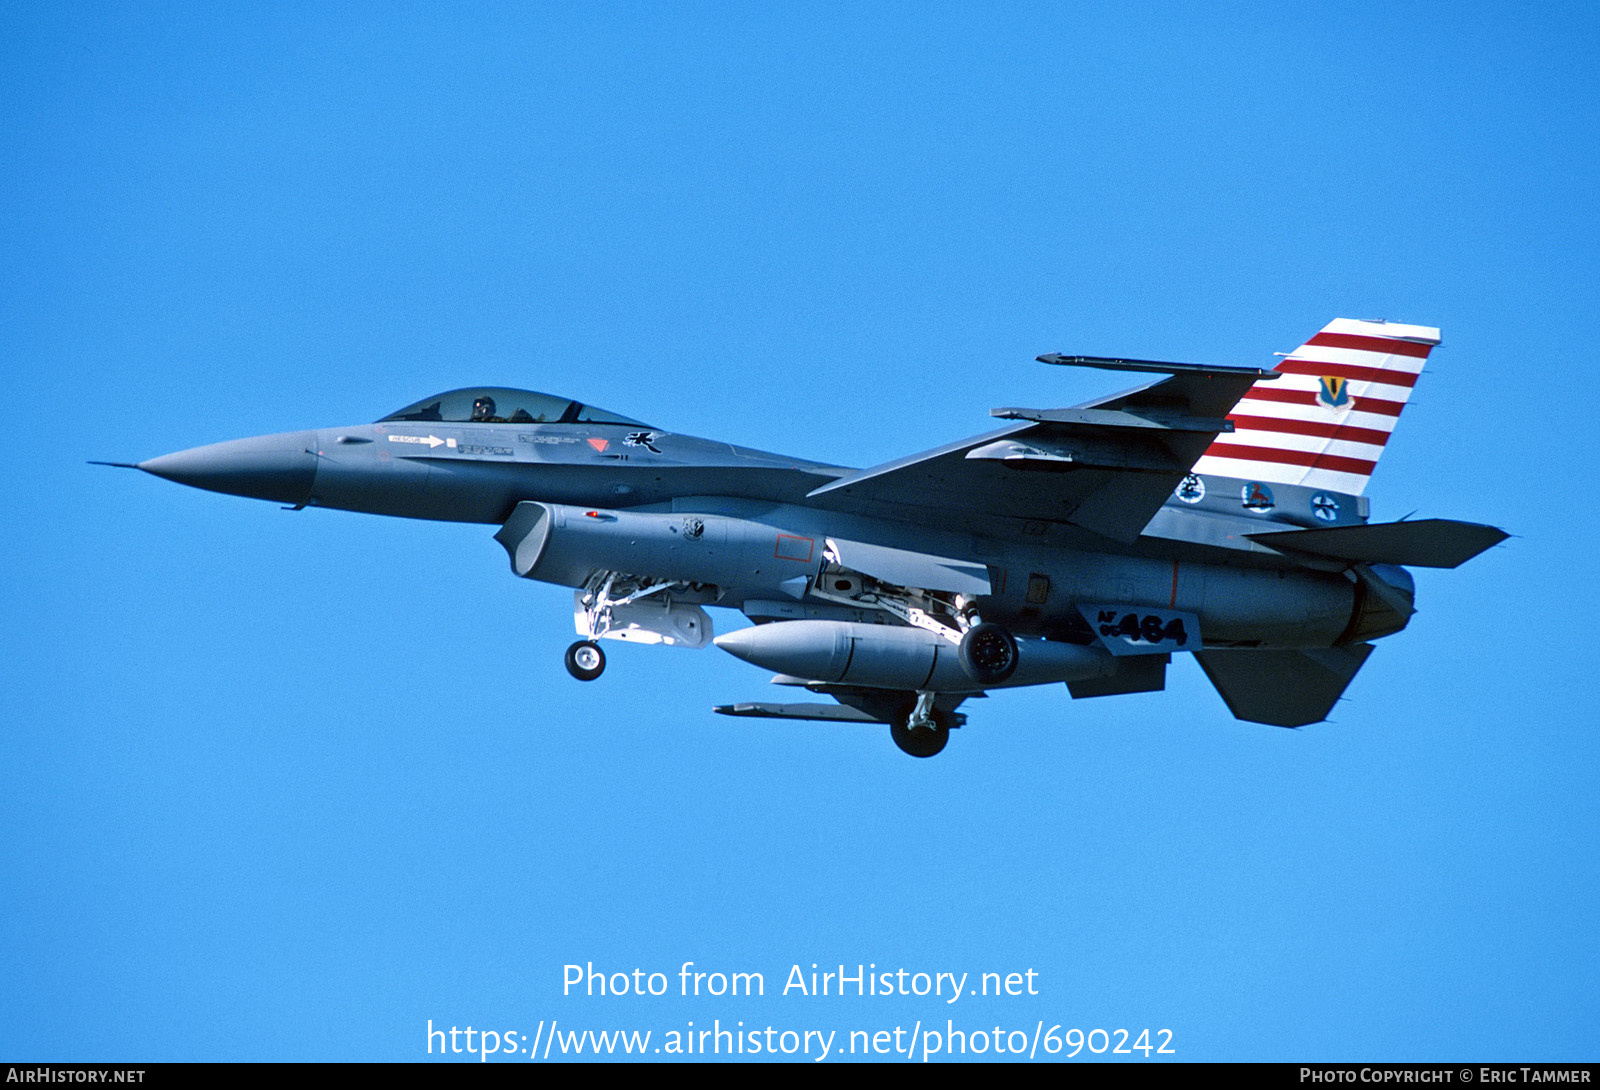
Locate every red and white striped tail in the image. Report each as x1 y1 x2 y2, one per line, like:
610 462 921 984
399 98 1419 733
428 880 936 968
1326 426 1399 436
1190 318 1438 496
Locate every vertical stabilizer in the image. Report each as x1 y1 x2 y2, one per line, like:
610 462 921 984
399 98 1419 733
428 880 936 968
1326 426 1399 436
1190 319 1438 495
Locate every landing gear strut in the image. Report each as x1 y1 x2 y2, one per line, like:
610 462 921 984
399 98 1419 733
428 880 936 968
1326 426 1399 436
890 692 950 758
565 640 606 681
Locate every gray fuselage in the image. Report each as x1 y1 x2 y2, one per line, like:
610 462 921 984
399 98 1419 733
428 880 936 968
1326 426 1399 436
139 415 1383 652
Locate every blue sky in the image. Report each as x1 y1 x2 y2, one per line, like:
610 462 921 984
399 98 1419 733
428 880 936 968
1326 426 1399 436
3 2 1596 1062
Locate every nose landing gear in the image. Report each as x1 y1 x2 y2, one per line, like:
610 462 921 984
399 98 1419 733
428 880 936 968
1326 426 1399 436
564 640 606 681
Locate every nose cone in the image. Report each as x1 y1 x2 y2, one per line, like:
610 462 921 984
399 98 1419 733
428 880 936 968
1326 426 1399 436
140 431 318 505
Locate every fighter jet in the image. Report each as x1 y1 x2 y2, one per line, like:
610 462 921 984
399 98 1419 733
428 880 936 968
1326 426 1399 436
106 319 1506 757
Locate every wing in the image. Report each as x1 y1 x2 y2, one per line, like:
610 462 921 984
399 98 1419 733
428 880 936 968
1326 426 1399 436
805 356 1275 543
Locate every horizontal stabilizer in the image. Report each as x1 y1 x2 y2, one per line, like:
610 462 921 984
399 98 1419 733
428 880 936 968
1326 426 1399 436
1195 644 1374 728
1248 518 1508 568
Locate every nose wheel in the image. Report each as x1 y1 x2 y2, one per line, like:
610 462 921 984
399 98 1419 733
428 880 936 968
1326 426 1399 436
565 640 606 681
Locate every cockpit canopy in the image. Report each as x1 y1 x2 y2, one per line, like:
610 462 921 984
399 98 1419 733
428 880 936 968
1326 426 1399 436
377 387 647 427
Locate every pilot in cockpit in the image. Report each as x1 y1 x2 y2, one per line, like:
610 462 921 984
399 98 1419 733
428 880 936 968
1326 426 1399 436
470 396 507 423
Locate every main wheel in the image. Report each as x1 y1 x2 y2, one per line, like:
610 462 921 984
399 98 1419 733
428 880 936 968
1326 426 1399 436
958 623 1018 683
564 640 606 681
890 708 950 758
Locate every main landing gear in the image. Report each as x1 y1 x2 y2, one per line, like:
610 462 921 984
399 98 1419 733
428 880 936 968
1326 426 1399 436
958 622 1018 683
890 692 950 758
564 640 606 681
